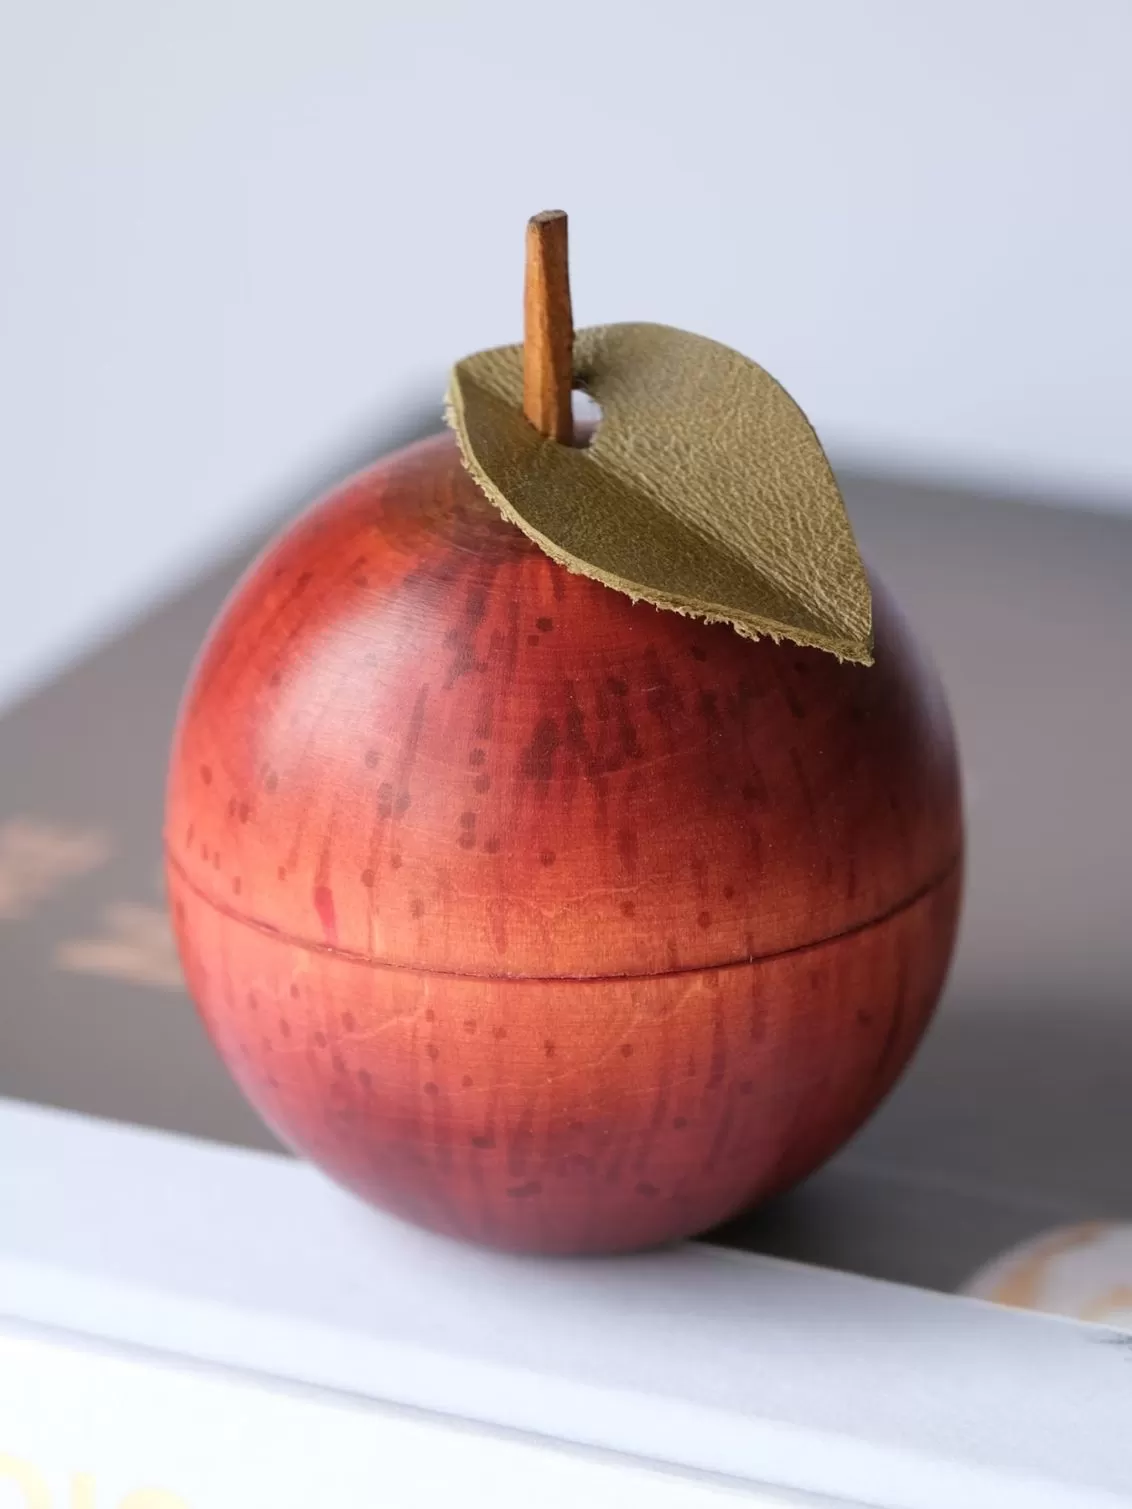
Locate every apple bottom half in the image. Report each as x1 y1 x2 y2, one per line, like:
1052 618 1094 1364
169 860 961 1255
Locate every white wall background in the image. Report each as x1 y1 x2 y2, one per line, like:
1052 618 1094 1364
1 0 1130 705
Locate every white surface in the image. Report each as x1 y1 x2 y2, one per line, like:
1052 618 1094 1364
1 1097 1131 1509
0 1325 778 1509
2 1 1132 708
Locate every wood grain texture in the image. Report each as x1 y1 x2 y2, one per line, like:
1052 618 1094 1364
522 210 574 444
165 433 963 1253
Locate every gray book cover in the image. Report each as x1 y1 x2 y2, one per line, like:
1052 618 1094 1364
3 422 1130 1296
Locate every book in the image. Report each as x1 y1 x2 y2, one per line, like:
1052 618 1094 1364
0 1307 767 1509
13 1094 1131 1509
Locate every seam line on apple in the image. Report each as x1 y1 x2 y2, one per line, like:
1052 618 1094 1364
164 848 962 985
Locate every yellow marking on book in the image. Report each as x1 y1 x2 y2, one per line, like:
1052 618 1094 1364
56 904 184 993
0 819 111 920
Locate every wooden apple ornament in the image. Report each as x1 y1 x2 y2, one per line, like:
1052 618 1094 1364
166 213 962 1253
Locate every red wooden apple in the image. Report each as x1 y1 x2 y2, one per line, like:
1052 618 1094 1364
166 212 962 1253
166 422 961 1253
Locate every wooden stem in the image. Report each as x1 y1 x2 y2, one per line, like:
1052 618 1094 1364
523 210 574 444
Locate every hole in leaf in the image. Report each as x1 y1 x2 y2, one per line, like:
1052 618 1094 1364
571 388 602 448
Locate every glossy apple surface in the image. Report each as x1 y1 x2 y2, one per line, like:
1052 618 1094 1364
166 432 962 1253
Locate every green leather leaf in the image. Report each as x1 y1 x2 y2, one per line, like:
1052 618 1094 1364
445 322 873 663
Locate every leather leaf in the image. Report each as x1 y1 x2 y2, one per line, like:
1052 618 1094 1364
446 322 872 663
